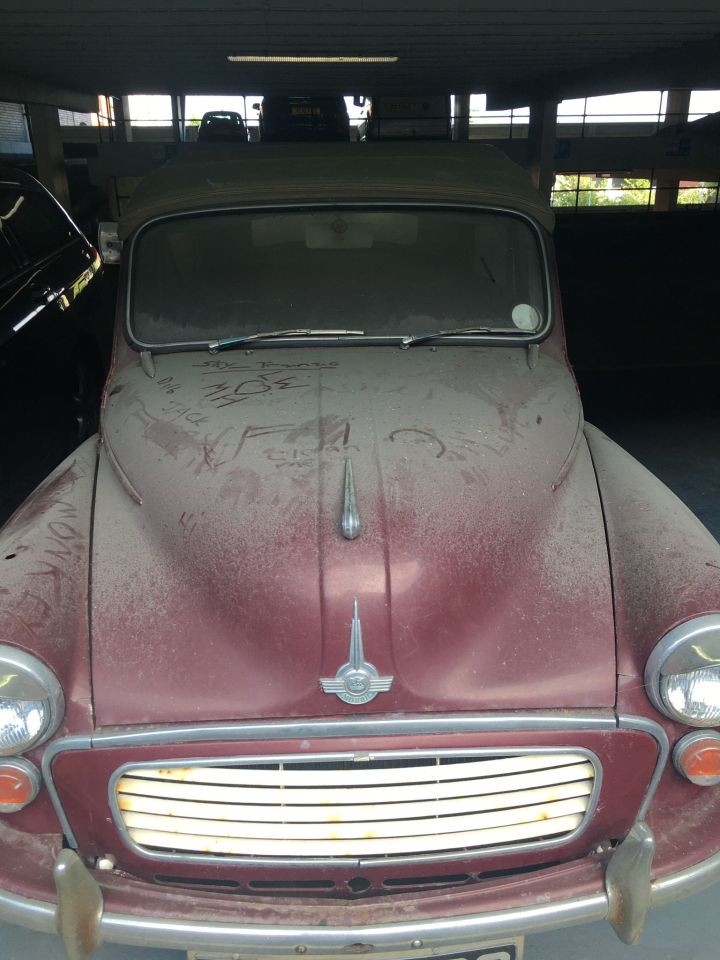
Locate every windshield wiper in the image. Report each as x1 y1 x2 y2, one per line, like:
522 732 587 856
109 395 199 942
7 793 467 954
400 325 503 348
209 329 365 352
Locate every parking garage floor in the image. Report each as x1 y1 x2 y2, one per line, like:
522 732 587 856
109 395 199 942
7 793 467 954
1 404 719 958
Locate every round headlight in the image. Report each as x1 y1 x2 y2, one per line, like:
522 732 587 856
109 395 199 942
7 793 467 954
0 646 64 756
645 616 720 726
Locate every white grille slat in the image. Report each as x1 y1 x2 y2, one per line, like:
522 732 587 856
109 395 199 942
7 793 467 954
121 795 589 841
117 761 594 807
117 778 593 824
123 753 587 788
127 812 585 857
116 752 596 860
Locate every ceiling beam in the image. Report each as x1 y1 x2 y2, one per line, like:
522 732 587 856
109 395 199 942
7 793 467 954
0 70 97 113
487 33 720 109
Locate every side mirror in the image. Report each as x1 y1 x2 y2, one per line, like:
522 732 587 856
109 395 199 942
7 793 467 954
353 96 366 107
98 222 122 265
252 102 261 111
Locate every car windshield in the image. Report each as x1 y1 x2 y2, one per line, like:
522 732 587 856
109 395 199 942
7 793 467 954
129 207 548 348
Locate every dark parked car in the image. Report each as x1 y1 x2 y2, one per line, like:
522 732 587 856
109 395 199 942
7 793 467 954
196 110 248 143
0 166 105 516
2 144 720 958
256 96 350 141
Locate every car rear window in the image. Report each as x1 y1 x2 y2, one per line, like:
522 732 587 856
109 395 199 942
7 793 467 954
129 207 548 348
0 186 76 263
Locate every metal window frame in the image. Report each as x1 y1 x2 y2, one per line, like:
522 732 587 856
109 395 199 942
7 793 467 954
123 202 555 354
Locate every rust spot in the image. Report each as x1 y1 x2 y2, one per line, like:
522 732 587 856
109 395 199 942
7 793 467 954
158 767 192 781
538 811 550 820
536 415 542 424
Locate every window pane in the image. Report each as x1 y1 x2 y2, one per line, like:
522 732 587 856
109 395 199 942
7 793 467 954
127 95 172 127
689 90 720 122
58 108 99 126
0 188 75 261
557 98 586 124
557 91 665 130
583 91 664 123
131 209 547 345
185 95 247 121
551 173 655 207
676 181 719 205
470 94 511 125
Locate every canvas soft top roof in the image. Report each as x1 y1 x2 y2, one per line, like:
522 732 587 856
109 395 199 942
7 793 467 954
118 142 554 239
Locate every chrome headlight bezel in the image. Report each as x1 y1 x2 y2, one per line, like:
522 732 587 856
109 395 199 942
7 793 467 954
645 615 720 727
0 645 64 756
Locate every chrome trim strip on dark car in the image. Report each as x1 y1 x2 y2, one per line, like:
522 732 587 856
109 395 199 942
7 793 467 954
123 202 554 354
106 745 603 870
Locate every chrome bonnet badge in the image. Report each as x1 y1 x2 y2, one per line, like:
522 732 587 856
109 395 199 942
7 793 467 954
341 458 361 540
320 599 393 705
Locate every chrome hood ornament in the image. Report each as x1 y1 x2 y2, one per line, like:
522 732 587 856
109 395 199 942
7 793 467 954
341 458 361 540
320 599 393 705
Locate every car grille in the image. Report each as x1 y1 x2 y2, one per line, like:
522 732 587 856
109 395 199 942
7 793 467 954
114 750 597 862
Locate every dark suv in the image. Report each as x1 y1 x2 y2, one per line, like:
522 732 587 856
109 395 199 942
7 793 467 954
0 166 106 519
256 96 350 141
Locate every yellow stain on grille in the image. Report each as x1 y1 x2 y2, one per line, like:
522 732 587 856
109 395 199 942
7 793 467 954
115 753 595 860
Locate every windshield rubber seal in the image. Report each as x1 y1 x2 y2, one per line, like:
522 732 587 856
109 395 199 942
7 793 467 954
123 201 554 354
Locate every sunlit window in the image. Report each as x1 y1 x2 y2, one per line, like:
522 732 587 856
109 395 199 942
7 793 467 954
551 173 655 208
688 90 720 122
557 91 666 125
676 180 720 205
469 95 529 126
127 95 172 127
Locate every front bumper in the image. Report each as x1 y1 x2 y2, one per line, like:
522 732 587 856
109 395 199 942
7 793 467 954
2 824 719 960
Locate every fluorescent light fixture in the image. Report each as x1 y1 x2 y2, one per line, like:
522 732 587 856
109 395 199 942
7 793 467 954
227 54 398 64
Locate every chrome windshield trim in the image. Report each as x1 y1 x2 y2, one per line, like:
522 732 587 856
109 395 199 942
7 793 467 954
124 202 554 354
107 745 602 870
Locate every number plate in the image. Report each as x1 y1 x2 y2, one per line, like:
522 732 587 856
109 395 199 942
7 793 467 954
189 939 523 960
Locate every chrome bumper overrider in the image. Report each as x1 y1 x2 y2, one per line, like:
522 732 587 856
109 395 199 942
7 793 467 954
2 823 720 960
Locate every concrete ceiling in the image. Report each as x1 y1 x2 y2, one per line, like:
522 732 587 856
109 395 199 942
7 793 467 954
1 1 720 107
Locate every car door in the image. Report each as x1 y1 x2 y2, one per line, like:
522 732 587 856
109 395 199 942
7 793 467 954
0 176 103 509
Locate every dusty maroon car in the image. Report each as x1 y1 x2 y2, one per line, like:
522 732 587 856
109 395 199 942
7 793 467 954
2 143 720 959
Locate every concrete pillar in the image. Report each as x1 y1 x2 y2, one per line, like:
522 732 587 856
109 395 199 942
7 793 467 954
171 95 183 142
115 96 133 142
453 94 470 141
654 89 692 211
527 99 557 201
26 102 71 211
